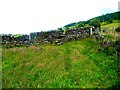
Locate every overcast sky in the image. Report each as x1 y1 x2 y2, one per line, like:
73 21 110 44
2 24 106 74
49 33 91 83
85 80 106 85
0 0 119 34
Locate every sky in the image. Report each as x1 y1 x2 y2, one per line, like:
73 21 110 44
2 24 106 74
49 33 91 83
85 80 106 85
0 0 119 34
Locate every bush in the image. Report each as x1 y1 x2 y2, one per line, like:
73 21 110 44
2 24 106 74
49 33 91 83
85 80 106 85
115 27 120 32
107 19 113 24
89 19 101 28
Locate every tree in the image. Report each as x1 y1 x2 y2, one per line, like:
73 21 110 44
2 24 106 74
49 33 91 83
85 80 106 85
107 19 113 24
57 27 63 31
77 22 84 28
89 19 101 29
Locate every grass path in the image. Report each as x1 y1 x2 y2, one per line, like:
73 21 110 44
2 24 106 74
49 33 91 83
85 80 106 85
2 39 118 88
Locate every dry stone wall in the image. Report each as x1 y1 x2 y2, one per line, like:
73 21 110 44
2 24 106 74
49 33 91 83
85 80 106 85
2 27 97 46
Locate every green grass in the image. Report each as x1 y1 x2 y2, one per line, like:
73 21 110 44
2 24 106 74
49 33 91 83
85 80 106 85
101 22 120 41
2 38 119 88
101 22 120 30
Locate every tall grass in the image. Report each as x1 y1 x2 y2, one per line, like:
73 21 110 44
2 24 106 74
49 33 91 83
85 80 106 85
2 38 119 88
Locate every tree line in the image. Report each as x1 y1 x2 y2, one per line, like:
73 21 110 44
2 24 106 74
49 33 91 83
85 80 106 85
60 11 120 30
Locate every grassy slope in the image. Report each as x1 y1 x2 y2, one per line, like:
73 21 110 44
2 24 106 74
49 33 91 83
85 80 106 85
2 38 118 88
101 22 120 30
101 22 120 40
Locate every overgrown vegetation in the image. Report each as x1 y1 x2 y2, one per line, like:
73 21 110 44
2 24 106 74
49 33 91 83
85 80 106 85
115 27 120 32
2 37 120 88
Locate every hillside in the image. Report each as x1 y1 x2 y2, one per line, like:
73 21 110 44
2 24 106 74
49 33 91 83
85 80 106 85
86 12 119 23
63 11 120 29
101 22 119 30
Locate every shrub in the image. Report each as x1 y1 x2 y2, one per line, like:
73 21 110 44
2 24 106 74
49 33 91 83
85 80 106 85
107 19 113 24
115 27 120 32
89 19 101 29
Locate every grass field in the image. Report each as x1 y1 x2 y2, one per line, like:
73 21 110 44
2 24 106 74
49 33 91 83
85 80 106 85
2 38 119 88
101 22 120 30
